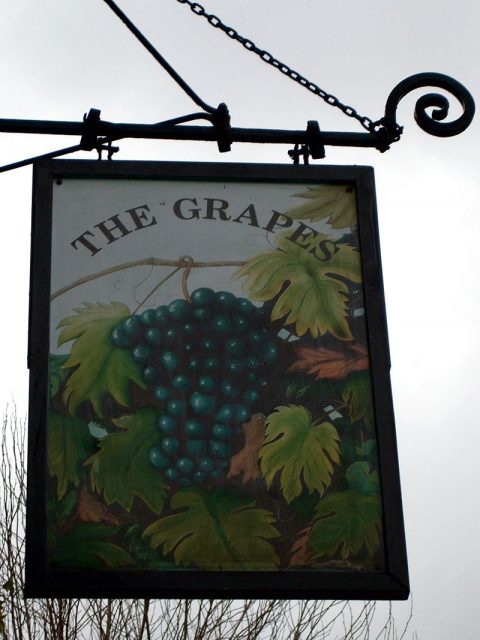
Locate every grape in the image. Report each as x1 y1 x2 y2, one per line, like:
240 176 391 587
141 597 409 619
184 419 205 438
191 287 215 306
190 392 216 415
176 457 194 474
111 288 280 485
162 437 179 455
157 414 177 434
167 399 186 416
133 345 151 363
141 308 156 326
149 446 170 469
154 386 170 401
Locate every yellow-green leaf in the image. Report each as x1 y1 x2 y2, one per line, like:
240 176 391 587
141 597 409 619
288 185 357 228
47 411 95 498
143 487 280 570
58 302 146 416
87 408 166 515
259 405 340 504
308 491 383 560
235 233 361 340
342 372 375 428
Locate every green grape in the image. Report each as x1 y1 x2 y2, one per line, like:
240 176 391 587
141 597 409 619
157 414 177 434
193 306 212 322
198 375 216 393
235 404 251 423
154 386 170 401
187 356 201 371
224 360 243 375
168 299 191 320
224 337 244 355
211 423 232 441
243 388 259 405
184 342 195 353
165 327 177 343
167 399 186 416
263 341 279 362
191 288 216 306
249 332 264 348
245 355 259 369
145 327 162 346
178 477 190 486
183 322 195 337
143 366 158 384
149 446 170 469
161 437 179 455
176 457 194 474
245 371 257 383
172 374 191 390
215 291 236 309
210 440 231 458
204 357 220 371
186 439 207 456
184 419 205 438
161 351 178 371
192 471 207 483
123 315 143 339
236 297 255 316
133 344 151 363
221 380 239 399
200 337 216 353
233 315 250 333
111 325 131 348
164 467 178 481
155 306 170 325
141 308 156 326
198 457 214 473
190 392 216 415
211 314 233 333
216 404 236 423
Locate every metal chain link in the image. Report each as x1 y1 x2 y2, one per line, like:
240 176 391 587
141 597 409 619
176 0 374 131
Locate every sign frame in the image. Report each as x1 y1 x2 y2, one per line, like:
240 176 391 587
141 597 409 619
26 159 409 600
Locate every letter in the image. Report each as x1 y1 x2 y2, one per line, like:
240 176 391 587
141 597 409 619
71 231 101 256
263 210 293 233
232 204 260 227
95 215 132 244
126 204 157 230
204 198 230 221
173 198 200 220
287 222 339 262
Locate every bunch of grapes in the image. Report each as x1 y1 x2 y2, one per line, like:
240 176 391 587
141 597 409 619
111 288 279 485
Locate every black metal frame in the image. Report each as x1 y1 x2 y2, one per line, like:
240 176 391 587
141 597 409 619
0 72 475 173
26 159 409 599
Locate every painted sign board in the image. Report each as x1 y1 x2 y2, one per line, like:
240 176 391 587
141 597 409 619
26 159 409 599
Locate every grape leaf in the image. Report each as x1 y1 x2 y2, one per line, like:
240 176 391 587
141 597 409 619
287 185 357 228
48 411 95 499
289 344 369 380
143 487 280 570
87 407 166 515
57 302 146 416
345 461 380 496
77 485 121 525
235 233 361 340
48 354 68 398
288 525 312 567
259 405 340 504
49 523 133 570
308 490 382 560
342 372 375 428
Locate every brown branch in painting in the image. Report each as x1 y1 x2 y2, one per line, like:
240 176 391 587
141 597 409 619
50 257 246 301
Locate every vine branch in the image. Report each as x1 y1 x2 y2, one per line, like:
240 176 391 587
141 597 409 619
50 257 246 301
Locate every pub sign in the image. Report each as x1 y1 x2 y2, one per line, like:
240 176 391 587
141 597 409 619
26 160 409 599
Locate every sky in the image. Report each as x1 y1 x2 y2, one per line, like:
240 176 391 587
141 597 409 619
1 0 479 637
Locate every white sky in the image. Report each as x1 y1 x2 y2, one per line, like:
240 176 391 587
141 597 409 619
1 1 479 637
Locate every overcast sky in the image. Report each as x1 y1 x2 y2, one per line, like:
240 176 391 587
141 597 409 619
1 1 479 637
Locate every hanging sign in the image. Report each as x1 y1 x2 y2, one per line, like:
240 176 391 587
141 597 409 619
26 160 409 599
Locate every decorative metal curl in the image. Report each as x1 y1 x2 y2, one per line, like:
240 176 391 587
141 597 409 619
383 72 475 139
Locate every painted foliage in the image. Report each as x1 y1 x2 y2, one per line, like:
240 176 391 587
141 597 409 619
45 176 385 575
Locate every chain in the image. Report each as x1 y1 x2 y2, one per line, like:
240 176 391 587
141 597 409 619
176 0 374 132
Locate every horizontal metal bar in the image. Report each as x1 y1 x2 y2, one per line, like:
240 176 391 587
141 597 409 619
0 117 381 149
